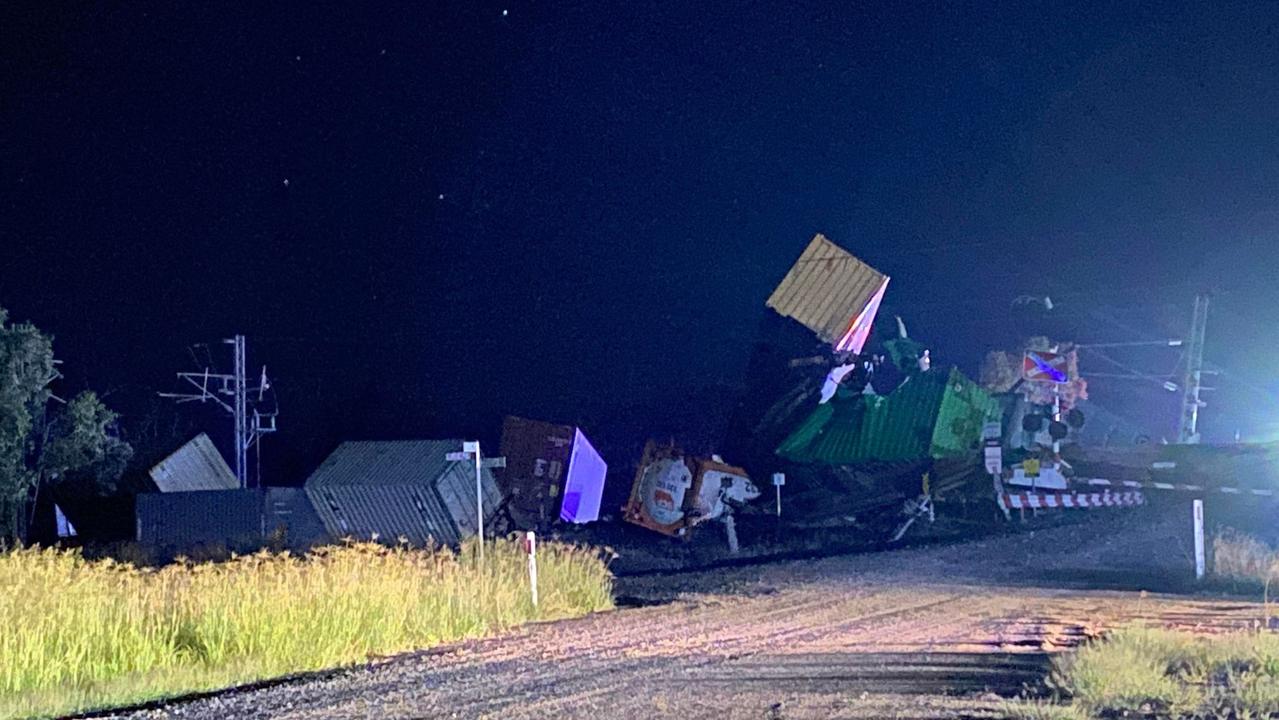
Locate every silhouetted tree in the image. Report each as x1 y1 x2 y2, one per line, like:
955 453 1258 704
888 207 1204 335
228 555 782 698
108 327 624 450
0 307 132 544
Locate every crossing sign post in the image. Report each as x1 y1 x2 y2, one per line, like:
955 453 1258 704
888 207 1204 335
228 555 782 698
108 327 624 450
1023 351 1069 383
446 441 506 563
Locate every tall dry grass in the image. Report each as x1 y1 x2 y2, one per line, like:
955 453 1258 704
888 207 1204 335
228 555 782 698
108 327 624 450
0 538 613 719
1214 527 1279 588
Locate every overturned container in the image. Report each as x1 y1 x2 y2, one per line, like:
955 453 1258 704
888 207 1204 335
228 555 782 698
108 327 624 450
498 416 608 527
305 440 503 546
623 441 759 538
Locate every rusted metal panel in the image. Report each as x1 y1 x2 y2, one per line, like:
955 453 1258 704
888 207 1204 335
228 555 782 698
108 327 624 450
499 417 576 526
499 417 608 526
766 234 889 352
148 433 239 492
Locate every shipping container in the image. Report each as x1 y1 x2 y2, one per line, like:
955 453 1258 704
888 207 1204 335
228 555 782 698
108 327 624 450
262 487 329 550
765 233 889 354
304 440 503 546
136 488 327 552
499 417 608 527
136 489 262 548
148 432 239 492
777 367 999 465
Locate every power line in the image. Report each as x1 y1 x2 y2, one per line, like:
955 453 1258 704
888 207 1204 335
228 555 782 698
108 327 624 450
159 335 279 488
1078 346 1180 394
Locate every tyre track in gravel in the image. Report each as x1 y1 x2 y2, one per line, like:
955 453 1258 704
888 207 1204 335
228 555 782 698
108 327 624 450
398 595 980 720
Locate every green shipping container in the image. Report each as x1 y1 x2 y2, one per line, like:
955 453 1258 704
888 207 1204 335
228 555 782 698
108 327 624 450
777 367 998 465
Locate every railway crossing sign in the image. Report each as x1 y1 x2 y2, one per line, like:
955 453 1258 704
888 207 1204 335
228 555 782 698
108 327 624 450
1022 351 1069 383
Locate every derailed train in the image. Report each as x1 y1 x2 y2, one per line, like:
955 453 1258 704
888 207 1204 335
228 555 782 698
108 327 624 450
621 232 1279 544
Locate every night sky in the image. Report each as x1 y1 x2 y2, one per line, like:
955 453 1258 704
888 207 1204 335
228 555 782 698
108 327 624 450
4 2 1279 482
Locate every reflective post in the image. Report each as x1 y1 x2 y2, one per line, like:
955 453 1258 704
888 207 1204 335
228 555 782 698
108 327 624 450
524 531 539 608
772 473 785 517
1194 499 1205 581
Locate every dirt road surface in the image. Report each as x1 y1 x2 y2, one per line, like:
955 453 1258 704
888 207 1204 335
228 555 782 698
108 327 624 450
108 504 1267 720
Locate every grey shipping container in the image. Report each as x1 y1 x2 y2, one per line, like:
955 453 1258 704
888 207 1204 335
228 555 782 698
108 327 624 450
148 432 239 492
304 440 503 546
262 487 330 550
136 489 262 548
136 488 327 552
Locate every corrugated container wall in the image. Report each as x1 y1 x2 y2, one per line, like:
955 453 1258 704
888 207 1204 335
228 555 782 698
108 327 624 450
304 440 503 546
148 433 239 492
136 489 261 548
137 488 327 553
765 234 889 352
777 368 998 465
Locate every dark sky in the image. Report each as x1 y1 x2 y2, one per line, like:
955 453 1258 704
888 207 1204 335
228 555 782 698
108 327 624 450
4 2 1279 481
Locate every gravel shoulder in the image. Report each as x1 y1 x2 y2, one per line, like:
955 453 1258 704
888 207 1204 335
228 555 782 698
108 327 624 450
103 502 1266 720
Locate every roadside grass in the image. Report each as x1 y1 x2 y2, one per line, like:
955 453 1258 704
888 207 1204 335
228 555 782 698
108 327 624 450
1004 529 1279 718
0 538 613 720
999 698 1087 720
1005 627 1279 719
1215 527 1279 594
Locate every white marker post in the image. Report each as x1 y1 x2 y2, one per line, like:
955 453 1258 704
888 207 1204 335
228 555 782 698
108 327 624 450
524 531 539 608
1193 499 1206 581
772 473 785 517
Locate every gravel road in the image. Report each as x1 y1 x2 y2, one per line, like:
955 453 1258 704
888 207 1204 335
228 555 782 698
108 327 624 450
103 502 1267 720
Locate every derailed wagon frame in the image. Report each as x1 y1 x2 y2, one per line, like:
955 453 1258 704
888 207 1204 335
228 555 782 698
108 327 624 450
622 440 760 548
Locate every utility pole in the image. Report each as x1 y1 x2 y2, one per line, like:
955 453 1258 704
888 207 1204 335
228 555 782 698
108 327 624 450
233 335 247 487
160 335 278 488
1178 295 1210 444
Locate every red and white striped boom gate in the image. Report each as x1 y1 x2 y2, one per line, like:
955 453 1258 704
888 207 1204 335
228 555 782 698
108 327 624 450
998 477 1276 513
1076 477 1275 498
1001 490 1144 510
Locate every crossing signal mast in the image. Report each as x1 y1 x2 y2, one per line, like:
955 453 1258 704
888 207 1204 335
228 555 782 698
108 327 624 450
160 335 278 488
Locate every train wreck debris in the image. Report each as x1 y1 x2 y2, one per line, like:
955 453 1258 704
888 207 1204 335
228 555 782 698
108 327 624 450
766 233 889 355
498 416 608 529
622 441 760 549
778 367 999 466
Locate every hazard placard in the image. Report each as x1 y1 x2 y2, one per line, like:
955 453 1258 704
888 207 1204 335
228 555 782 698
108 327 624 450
1023 351 1069 383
